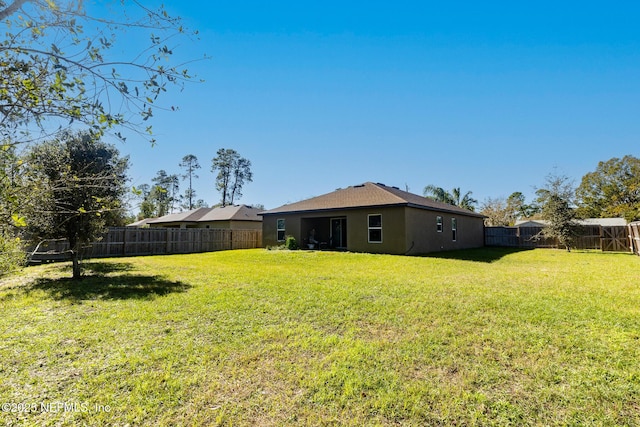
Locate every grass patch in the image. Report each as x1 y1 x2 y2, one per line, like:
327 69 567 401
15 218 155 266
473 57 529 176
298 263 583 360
1 248 639 425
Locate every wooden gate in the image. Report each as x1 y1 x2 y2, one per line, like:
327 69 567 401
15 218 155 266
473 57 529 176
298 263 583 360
601 226 629 252
629 222 640 256
485 225 631 252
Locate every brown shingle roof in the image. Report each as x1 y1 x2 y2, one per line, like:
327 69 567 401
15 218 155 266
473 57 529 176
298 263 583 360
261 182 484 217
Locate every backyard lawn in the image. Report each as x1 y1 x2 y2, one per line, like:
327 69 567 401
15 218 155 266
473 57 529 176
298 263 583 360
1 248 639 426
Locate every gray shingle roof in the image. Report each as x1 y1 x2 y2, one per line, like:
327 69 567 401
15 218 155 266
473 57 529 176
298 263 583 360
516 218 628 227
147 205 262 224
261 182 484 217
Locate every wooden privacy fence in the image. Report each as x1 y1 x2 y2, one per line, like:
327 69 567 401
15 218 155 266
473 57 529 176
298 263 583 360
630 222 640 256
485 225 631 252
29 227 262 262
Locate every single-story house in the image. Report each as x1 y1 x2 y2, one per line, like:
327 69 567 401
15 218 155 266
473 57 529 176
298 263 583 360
260 182 486 255
143 204 262 230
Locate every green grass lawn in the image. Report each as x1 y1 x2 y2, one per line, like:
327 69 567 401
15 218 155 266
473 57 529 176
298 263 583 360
1 248 639 426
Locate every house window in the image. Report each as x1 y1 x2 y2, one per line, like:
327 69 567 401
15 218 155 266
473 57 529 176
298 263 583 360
436 216 443 232
277 219 285 241
452 218 457 241
368 214 382 243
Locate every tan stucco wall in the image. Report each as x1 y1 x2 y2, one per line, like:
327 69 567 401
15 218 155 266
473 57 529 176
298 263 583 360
262 207 408 254
262 214 306 246
262 206 484 254
404 207 485 254
344 207 407 254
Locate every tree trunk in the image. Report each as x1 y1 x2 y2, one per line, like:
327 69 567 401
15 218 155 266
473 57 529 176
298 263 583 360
69 238 82 279
71 250 82 279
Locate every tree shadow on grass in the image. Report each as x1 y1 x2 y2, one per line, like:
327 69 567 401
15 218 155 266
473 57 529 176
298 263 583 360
81 261 137 275
421 247 535 263
27 261 192 301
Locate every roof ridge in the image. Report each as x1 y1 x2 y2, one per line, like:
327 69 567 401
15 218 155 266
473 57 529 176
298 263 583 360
368 182 410 204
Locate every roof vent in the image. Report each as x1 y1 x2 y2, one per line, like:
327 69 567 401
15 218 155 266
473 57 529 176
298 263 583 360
354 184 365 188
376 182 386 186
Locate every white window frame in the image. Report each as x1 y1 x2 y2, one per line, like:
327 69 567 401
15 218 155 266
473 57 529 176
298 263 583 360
277 218 286 242
436 216 443 232
368 214 383 243
451 218 457 242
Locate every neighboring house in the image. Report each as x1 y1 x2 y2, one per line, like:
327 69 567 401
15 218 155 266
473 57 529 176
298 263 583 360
126 218 156 227
515 218 628 227
144 205 262 230
260 182 485 255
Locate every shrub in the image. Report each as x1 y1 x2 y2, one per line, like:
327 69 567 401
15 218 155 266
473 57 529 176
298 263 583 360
0 232 25 277
284 235 298 250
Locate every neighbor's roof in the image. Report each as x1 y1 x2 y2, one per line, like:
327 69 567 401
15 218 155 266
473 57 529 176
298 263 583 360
127 218 156 227
260 182 485 217
147 207 210 224
516 218 628 227
147 205 262 225
198 205 263 222
579 218 628 226
514 219 547 227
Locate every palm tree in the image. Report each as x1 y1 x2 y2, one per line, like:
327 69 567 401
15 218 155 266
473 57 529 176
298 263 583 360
451 187 478 211
423 185 477 211
423 185 455 205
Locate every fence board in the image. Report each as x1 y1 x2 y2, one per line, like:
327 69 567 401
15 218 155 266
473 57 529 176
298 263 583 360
601 226 630 252
485 225 630 252
629 222 640 256
484 227 518 247
29 227 262 262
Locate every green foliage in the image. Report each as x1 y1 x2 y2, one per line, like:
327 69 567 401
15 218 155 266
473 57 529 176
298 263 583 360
535 173 578 251
2 249 640 425
424 185 478 211
150 170 180 216
24 130 129 277
0 144 22 229
0 1 198 144
211 148 253 206
284 235 298 250
481 192 539 226
179 154 201 210
0 141 29 273
576 155 640 222
0 230 24 276
506 191 539 219
133 171 181 219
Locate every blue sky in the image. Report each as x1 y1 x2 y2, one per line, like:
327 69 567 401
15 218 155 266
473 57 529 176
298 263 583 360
116 1 640 211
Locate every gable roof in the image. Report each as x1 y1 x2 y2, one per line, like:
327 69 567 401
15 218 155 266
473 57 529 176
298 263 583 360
198 205 263 222
579 218 628 226
127 217 156 227
261 182 484 217
516 218 628 227
147 205 262 225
